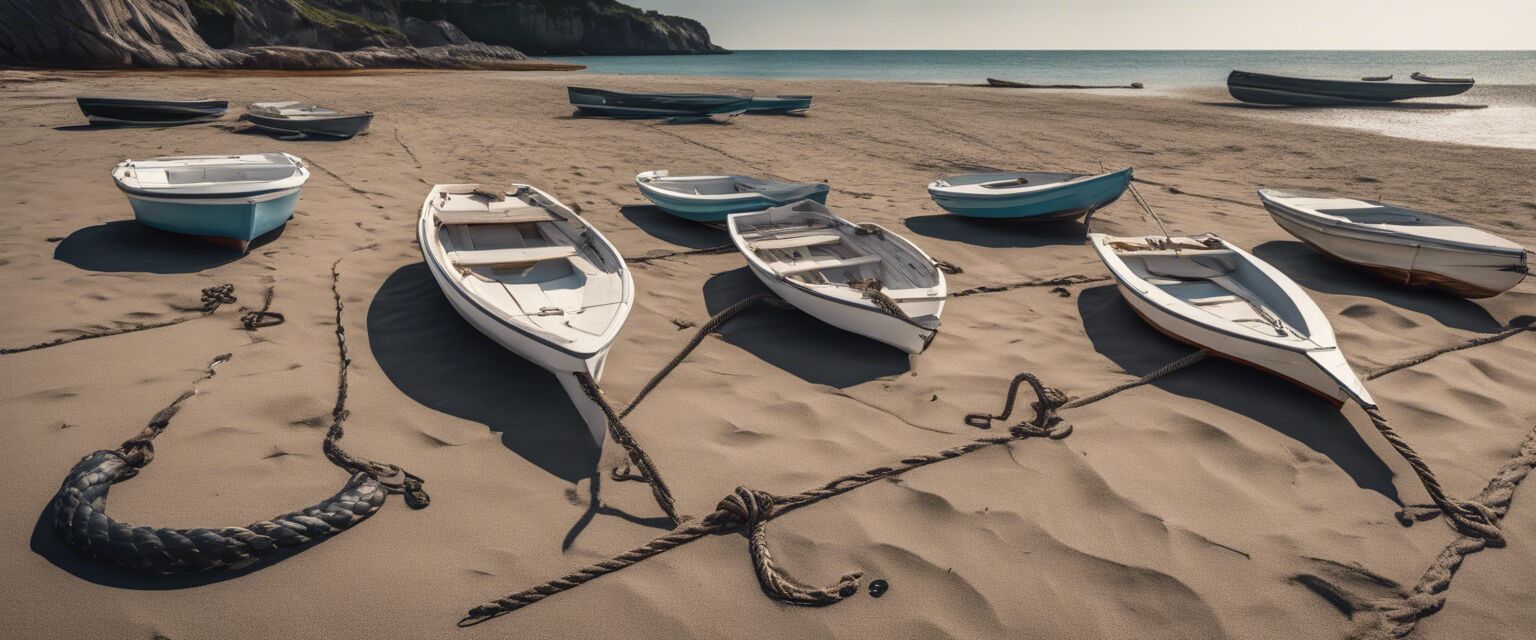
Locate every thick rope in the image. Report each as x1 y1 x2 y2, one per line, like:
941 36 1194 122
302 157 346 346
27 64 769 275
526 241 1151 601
240 286 286 331
848 278 914 322
1359 406 1501 541
1302 420 1536 639
322 260 429 508
574 371 685 525
619 293 783 419
1366 318 1535 380
49 354 390 573
461 353 1213 626
950 275 1112 298
1 284 236 355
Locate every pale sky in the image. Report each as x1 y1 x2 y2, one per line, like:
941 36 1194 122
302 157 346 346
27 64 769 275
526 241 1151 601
629 0 1536 50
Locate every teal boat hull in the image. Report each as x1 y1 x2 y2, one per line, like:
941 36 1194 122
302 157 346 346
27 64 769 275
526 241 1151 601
127 190 300 242
929 168 1132 220
746 96 813 115
642 187 829 223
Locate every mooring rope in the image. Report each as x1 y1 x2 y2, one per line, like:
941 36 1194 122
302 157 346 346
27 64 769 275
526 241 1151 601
1366 318 1535 380
48 266 426 573
1300 420 1536 639
950 275 1112 298
624 243 736 265
460 352 1212 626
1 284 238 355
1357 405 1502 540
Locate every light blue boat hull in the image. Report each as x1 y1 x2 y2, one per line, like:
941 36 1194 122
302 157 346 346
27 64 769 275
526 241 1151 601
930 168 1132 220
128 190 299 242
642 188 830 223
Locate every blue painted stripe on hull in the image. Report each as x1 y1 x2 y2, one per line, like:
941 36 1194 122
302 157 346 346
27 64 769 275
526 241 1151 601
129 191 299 241
932 171 1131 220
643 190 830 223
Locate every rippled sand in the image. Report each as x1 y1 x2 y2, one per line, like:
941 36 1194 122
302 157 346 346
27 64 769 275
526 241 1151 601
0 69 1532 639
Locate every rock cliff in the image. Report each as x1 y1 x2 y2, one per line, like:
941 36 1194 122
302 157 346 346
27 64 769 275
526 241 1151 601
0 0 722 69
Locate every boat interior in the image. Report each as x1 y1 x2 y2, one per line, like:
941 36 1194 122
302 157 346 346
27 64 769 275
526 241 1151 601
648 175 821 198
249 102 350 118
125 156 300 187
430 188 625 341
1106 236 1312 341
736 204 940 293
936 172 1082 190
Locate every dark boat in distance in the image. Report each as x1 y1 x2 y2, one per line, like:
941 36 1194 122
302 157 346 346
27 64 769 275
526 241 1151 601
241 102 374 140
1227 70 1474 106
76 97 228 126
568 87 753 120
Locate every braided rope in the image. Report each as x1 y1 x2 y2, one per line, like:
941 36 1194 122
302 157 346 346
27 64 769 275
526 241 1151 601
575 371 685 525
461 354 1217 627
49 353 389 573
1303 421 1536 639
950 275 1112 298
624 243 737 265
1 284 237 355
1366 318 1535 380
1360 406 1501 541
49 263 429 572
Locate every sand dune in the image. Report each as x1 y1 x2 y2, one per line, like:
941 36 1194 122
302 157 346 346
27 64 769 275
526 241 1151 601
0 69 1532 639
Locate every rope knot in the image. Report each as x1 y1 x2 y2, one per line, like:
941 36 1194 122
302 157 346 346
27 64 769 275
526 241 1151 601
1445 499 1503 544
964 372 1066 432
715 487 776 527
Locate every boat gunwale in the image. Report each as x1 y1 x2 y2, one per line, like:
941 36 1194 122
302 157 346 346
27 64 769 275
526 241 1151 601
1258 190 1529 259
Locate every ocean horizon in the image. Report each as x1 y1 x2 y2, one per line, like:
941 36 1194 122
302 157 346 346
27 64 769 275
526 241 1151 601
546 50 1536 86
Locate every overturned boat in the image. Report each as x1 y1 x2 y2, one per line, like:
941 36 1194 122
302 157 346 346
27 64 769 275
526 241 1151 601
112 153 308 249
241 102 374 140
1259 190 1528 298
1227 70 1474 106
418 183 634 443
744 96 813 115
635 170 830 223
927 167 1133 220
1090 233 1374 407
568 87 753 120
77 97 228 126
728 201 947 354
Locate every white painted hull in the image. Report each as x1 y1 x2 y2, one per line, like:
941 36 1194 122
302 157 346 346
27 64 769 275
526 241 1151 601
421 249 612 443
1116 280 1352 405
747 262 939 354
1269 209 1527 298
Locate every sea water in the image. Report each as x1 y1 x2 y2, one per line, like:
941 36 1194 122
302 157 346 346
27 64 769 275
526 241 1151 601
546 50 1536 149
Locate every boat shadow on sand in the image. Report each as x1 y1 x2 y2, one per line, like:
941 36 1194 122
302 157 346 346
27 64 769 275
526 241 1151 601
1199 101 1488 111
53 220 283 274
366 262 602 483
702 268 911 387
903 214 1089 249
620 204 730 249
1251 240 1505 334
1076 284 1405 506
29 509 328 589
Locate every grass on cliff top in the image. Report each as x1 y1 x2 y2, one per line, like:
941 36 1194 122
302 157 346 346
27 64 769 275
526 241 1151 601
188 1 405 38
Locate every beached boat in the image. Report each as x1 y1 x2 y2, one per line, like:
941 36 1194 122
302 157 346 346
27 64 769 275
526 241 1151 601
986 78 1143 89
418 183 634 443
1227 70 1474 106
112 153 308 249
568 87 753 119
1259 190 1528 298
241 102 374 139
728 201 946 353
77 97 228 126
1090 233 1374 407
927 167 1132 220
744 96 814 114
635 170 831 223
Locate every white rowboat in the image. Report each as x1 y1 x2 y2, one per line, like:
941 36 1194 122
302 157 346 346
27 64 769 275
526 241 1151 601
1090 233 1374 407
728 201 947 354
418 184 634 442
1259 189 1528 298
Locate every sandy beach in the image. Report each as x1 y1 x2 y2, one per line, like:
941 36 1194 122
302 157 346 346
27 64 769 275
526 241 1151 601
1 69 1533 639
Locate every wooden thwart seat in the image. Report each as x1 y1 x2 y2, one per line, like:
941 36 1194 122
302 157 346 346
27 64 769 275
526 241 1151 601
451 246 578 267
435 208 558 226
749 233 842 251
776 254 882 276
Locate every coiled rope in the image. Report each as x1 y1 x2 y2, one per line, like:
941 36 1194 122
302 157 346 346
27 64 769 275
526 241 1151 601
240 286 286 331
1 284 239 355
48 265 426 573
